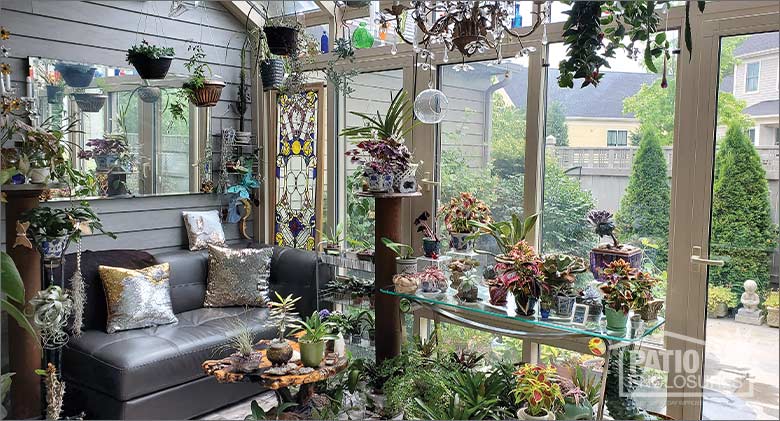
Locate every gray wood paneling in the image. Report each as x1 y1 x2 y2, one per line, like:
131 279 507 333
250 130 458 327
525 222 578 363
0 1 254 252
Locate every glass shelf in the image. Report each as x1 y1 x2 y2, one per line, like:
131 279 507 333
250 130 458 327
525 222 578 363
380 286 664 343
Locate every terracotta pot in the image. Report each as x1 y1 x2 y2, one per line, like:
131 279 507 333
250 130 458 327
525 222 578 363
191 80 225 107
266 339 293 366
300 341 326 367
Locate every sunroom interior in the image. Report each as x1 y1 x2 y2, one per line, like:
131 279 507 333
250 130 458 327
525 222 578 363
0 1 778 420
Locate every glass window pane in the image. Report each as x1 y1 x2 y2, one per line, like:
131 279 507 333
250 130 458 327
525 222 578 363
158 88 189 194
745 62 760 92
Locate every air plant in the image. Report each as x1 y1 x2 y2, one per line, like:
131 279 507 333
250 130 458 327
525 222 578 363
215 316 257 358
35 363 65 421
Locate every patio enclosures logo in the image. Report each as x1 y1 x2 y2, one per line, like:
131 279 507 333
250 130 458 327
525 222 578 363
615 331 755 399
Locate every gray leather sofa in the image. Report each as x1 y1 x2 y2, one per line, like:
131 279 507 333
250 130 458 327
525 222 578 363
61 245 325 419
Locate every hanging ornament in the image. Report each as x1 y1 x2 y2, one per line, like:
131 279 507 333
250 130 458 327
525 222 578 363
69 240 86 336
414 82 449 124
661 54 668 89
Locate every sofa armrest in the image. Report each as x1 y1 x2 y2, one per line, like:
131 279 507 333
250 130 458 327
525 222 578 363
269 246 328 317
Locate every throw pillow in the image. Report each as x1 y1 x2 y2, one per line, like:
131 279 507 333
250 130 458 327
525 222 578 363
99 263 178 334
182 210 226 251
204 245 273 307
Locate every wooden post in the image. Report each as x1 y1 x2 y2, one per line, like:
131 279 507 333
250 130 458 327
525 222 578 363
3 185 44 419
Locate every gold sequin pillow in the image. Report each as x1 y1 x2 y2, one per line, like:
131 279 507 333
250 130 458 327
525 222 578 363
99 263 178 334
204 245 273 307
182 210 227 251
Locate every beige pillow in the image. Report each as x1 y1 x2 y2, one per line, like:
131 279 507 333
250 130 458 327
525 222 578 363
99 263 178 334
182 210 226 251
204 245 273 307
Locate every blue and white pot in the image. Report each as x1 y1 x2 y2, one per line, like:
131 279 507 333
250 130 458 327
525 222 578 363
365 167 393 192
94 154 119 172
40 236 69 261
555 295 577 317
448 231 473 251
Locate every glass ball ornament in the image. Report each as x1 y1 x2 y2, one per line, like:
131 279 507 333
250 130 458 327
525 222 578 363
413 88 449 124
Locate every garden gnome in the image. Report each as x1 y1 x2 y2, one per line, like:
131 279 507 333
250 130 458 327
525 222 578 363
735 279 765 326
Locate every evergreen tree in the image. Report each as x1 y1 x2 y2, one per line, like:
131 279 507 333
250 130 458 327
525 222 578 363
615 129 671 269
710 125 778 297
546 101 570 146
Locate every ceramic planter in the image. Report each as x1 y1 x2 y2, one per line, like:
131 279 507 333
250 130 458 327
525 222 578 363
40 236 70 261
73 93 107 113
767 307 779 328
267 339 293 366
555 295 577 317
589 246 642 280
55 63 95 88
605 307 628 333
46 85 64 104
561 401 593 420
264 26 299 56
489 284 508 306
517 407 556 420
365 167 393 192
448 231 472 251
191 79 225 107
514 292 537 316
395 257 417 275
708 302 729 318
639 299 664 321
129 55 174 80
232 352 263 372
422 237 440 258
540 308 551 320
28 167 50 184
94 154 119 172
300 340 326 368
392 163 418 192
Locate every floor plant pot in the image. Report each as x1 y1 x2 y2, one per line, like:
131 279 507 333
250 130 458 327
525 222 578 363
561 401 593 420
55 63 96 87
266 339 293 366
605 307 628 333
517 407 556 420
767 307 779 328
190 79 225 107
28 167 50 184
449 231 472 251
46 85 64 104
73 93 107 113
555 295 577 317
264 26 299 56
422 237 440 257
514 292 537 316
260 59 285 90
299 340 326 368
395 257 417 275
590 246 642 280
129 55 174 80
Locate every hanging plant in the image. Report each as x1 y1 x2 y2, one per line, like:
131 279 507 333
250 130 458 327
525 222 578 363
27 286 73 350
170 43 225 122
326 38 359 97
558 1 705 89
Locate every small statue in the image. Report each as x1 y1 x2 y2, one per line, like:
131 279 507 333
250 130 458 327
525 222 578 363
735 280 765 326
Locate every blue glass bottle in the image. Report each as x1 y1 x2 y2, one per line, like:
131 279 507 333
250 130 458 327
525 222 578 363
511 3 523 28
320 30 329 53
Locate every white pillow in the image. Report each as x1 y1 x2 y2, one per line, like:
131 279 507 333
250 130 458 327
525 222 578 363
182 210 227 251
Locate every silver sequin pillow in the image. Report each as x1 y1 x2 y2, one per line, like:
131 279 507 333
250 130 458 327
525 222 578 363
182 210 227 251
204 245 273 307
99 263 178 334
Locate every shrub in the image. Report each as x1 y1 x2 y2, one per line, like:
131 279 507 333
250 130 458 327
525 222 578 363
710 125 778 298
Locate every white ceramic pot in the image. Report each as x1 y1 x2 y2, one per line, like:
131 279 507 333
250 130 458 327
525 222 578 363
395 257 417 275
334 333 346 357
449 231 473 251
517 407 556 420
28 167 50 184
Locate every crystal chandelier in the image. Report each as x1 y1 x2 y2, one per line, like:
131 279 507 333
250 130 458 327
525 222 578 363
381 1 547 67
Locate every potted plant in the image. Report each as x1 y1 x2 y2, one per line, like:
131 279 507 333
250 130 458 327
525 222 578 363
447 257 479 290
266 293 301 366
414 211 440 258
78 136 129 172
392 273 419 294
263 16 300 57
381 237 416 274
319 222 344 256
343 90 414 193
126 40 175 80
215 319 260 372
629 270 664 322
170 43 225 121
318 309 347 356
292 311 338 368
513 364 564 420
496 241 545 316
38 68 65 104
344 312 364 345
598 260 637 334
541 254 587 318
72 93 107 113
707 286 735 318
416 266 448 295
539 294 554 320
440 192 492 251
765 290 779 328
556 363 599 420
349 239 374 262
577 286 603 323
456 273 479 304
587 210 642 280
487 277 508 306
54 62 96 88
470 212 538 256
20 203 114 262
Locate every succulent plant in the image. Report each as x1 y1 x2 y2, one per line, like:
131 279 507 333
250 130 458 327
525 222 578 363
587 209 619 248
542 254 588 296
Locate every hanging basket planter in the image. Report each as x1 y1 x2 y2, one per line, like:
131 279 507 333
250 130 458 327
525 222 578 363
73 93 107 113
190 79 225 107
260 59 285 91
46 85 64 104
128 55 174 80
264 26 299 56
137 86 162 103
54 63 96 88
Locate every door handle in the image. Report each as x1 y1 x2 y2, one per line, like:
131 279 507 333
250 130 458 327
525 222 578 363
419 171 439 192
690 246 725 267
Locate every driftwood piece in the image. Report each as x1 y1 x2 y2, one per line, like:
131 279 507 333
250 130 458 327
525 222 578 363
202 339 348 388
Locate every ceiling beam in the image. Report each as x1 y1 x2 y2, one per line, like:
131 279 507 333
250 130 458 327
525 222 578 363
220 1 265 28
314 1 338 16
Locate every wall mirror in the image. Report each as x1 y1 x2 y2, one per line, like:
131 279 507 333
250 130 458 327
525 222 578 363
28 57 209 197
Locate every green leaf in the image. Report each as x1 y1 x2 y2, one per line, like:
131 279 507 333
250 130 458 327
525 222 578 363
249 400 266 420
2 297 37 342
34 369 46 376
644 42 658 73
1 252 24 304
655 32 666 44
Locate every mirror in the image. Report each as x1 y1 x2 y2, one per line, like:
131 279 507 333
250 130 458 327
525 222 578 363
29 57 208 197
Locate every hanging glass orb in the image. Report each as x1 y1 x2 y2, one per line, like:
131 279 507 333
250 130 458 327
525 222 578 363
414 88 449 124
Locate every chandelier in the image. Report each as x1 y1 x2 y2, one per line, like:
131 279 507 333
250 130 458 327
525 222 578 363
381 1 547 66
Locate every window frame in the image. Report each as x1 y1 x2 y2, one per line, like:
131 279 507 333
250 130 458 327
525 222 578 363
606 129 629 147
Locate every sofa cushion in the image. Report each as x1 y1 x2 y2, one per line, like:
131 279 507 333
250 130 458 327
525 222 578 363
62 307 274 401
152 249 209 314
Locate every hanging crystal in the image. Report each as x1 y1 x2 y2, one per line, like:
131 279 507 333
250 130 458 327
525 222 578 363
443 47 449 63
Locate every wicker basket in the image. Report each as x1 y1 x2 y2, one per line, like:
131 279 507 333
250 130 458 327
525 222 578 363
260 59 285 91
191 80 225 108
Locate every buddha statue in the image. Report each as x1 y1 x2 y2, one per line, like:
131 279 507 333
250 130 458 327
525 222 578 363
735 279 765 326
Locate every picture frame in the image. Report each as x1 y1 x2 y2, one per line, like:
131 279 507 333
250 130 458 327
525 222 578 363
570 303 590 327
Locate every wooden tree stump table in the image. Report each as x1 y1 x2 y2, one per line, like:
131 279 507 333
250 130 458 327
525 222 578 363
202 339 348 418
